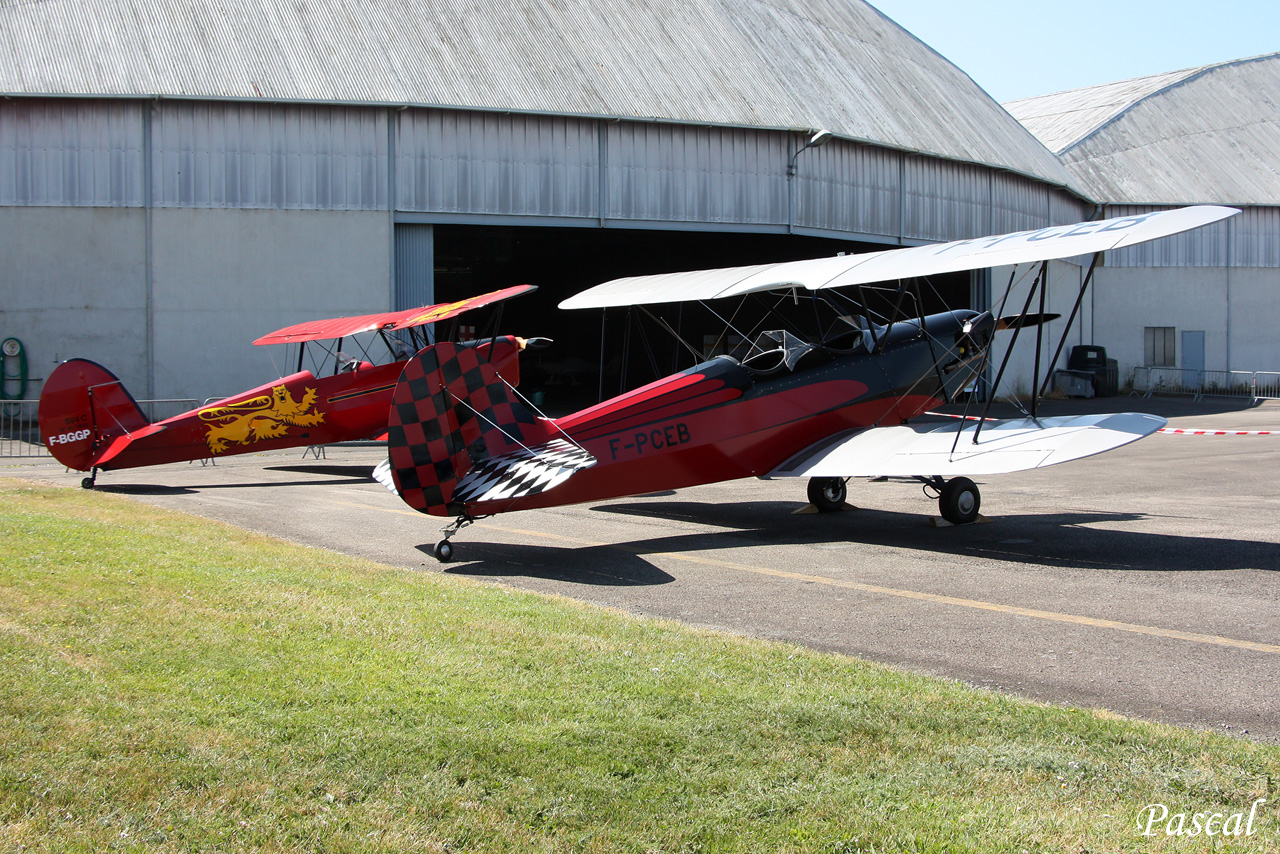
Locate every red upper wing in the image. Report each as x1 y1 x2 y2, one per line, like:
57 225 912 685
252 308 407 346
388 284 537 331
252 284 537 346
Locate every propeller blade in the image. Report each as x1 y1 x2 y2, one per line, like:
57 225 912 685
996 312 1061 331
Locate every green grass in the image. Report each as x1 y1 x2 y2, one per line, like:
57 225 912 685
0 478 1277 853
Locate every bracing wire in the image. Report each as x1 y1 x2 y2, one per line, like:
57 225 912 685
496 375 592 456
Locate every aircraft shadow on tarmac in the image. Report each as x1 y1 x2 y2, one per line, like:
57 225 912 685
93 465 376 494
94 483 199 496
265 465 377 480
563 500 1279 575
427 542 676 586
432 498 1275 583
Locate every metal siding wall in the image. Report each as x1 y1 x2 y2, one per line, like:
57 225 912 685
1048 191 1089 228
1230 207 1280 268
902 157 990 241
1044 190 1094 267
1103 204 1234 267
23 99 1273 274
0 99 144 206
605 123 785 224
394 224 434 310
150 102 388 209
794 141 898 237
989 174 1049 235
396 109 599 217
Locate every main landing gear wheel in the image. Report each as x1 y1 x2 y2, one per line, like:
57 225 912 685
807 477 847 512
938 477 980 525
433 540 454 563
81 469 97 490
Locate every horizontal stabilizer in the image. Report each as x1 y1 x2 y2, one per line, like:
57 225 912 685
372 457 397 494
768 413 1166 479
376 439 595 504
452 438 596 504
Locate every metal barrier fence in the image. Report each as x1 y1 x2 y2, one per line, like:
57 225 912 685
1132 367 1280 402
1257 372 1280 400
139 399 202 422
0 398 199 458
0 400 44 458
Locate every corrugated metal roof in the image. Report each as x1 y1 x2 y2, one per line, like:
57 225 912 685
0 0 1073 190
1002 69 1204 154
1004 54 1280 205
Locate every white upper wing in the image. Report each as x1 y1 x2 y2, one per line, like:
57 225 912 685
559 205 1239 310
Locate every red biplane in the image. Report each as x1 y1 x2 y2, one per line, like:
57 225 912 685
369 206 1239 561
39 285 538 487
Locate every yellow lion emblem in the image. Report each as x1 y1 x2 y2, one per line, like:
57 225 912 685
199 384 326 454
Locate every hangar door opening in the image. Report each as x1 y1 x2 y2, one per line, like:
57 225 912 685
395 224 435 310
396 223 974 414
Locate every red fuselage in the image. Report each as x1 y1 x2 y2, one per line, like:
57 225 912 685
99 362 406 470
463 311 985 515
40 337 525 472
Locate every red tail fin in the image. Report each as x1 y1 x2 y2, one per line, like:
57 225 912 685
38 359 149 471
386 343 558 516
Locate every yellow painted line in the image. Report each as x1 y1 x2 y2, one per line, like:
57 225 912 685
331 497 427 519
331 499 1280 656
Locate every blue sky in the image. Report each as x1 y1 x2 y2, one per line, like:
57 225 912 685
867 0 1280 102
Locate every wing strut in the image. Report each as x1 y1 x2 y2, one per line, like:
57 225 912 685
1037 252 1102 400
973 261 1048 442
597 309 608 404
971 249 1105 443
1031 264 1049 422
875 281 911 354
854 285 880 351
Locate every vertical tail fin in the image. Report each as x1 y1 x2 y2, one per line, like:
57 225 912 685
385 343 592 516
38 359 149 471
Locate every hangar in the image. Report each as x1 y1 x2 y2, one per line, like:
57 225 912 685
1005 53 1280 388
0 0 1091 406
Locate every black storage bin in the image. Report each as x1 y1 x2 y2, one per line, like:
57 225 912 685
1067 345 1119 397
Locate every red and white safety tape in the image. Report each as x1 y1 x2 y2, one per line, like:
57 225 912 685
1157 428 1276 436
926 413 1276 435
925 412 988 421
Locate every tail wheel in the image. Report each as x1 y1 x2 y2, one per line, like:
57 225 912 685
939 477 980 525
806 477 847 512
433 540 454 563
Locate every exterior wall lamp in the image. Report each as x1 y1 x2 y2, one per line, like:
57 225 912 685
787 129 833 176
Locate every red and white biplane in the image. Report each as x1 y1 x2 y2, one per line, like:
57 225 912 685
369 206 1239 561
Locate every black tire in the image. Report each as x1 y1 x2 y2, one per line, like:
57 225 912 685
434 540 454 563
806 477 847 512
939 477 980 525
81 476 95 490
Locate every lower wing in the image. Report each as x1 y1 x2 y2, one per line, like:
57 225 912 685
768 413 1166 478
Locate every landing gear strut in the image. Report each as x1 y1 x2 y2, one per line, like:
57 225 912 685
433 513 475 563
806 477 848 512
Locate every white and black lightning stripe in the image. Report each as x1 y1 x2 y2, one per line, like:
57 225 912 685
372 457 398 494
452 439 596 504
